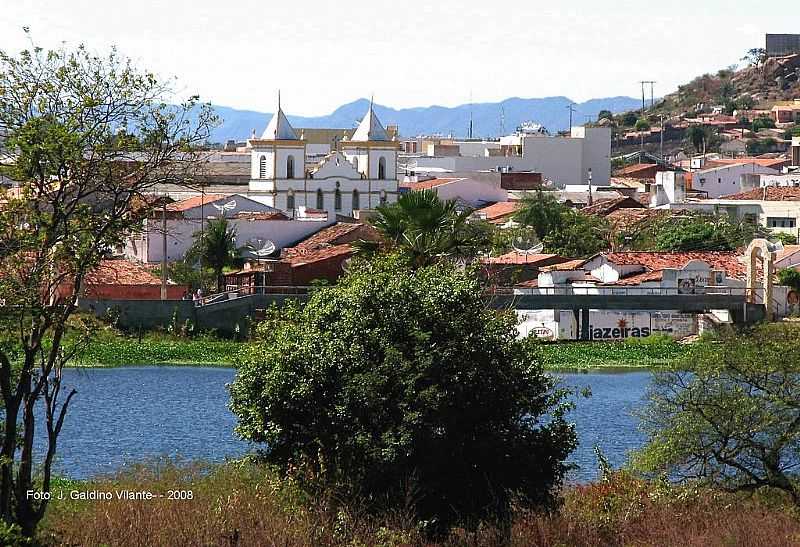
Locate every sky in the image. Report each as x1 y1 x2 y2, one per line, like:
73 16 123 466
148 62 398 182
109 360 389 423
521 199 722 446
1 1 797 116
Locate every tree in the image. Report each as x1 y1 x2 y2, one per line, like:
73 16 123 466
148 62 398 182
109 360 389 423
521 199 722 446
752 116 776 132
229 255 577 528
0 38 215 537
634 118 651 132
686 125 707 152
364 189 481 268
648 214 765 252
622 111 638 127
185 217 243 292
597 109 613 121
543 210 610 258
633 324 800 505
512 190 566 240
736 95 755 110
772 231 798 246
777 268 800 292
741 47 767 69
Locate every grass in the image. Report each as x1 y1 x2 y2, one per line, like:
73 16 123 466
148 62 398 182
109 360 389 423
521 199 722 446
39 461 800 547
534 336 691 371
75 334 240 367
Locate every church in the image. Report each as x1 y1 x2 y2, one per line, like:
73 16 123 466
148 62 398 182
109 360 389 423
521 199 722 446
248 98 400 217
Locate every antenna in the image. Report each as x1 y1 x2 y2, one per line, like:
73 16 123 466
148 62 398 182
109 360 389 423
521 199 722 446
500 105 505 136
639 81 656 113
212 200 237 216
278 89 281 110
468 90 474 139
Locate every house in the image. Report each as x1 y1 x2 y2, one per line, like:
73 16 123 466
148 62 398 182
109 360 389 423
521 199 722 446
613 163 666 180
69 259 188 300
480 252 570 285
400 176 509 207
771 101 800 124
579 196 646 217
687 163 781 198
515 251 749 341
125 193 335 263
472 201 520 225
223 222 383 290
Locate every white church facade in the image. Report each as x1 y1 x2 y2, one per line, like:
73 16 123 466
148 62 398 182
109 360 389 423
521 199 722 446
248 99 399 216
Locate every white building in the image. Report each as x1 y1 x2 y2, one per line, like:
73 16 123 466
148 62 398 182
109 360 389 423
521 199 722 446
125 194 334 263
404 127 611 188
248 98 399 216
689 162 780 198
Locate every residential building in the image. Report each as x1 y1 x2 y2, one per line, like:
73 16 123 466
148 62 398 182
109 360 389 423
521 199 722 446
248 99 399 216
687 163 781 198
771 100 800 124
766 34 800 56
64 259 188 300
403 126 611 188
125 193 334 263
400 176 508 207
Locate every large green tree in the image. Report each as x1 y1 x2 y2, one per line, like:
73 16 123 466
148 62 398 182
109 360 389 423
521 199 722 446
0 37 215 537
229 255 577 528
634 324 800 505
512 190 565 241
625 213 767 252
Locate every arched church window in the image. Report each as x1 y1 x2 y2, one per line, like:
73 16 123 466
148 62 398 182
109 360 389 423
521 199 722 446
352 157 359 172
352 189 360 211
316 188 324 210
378 157 386 180
379 189 387 205
287 188 295 211
287 155 295 179
259 155 267 178
334 188 342 211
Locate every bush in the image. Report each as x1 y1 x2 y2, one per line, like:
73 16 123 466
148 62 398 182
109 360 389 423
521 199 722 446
229 255 577 528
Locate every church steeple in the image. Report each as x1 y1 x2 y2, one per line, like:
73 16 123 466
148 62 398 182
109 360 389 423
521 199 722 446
261 91 299 140
351 96 389 142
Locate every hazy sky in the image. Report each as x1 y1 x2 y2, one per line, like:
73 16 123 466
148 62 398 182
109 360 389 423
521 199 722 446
2 1 796 115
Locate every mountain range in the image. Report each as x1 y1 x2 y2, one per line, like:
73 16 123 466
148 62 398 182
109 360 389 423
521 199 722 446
206 96 642 143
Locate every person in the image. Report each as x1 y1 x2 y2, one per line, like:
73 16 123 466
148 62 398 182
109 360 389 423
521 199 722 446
195 287 204 306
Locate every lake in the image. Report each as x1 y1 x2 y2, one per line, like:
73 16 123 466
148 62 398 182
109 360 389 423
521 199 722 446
36 367 651 482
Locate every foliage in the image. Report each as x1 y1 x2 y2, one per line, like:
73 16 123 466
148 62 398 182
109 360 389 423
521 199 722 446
752 115 776 132
777 268 800 292
154 260 216 293
632 213 767 252
685 125 717 152
77 335 240 366
543 210 610 258
512 191 565 240
362 189 482 268
597 109 613 121
634 118 651 132
0 35 216 536
184 217 243 292
633 323 800 505
741 47 768 68
621 111 638 127
772 231 798 246
531 337 688 370
747 138 778 155
230 255 577 527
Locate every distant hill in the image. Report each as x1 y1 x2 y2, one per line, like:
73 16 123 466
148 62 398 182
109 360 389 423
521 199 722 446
206 96 642 143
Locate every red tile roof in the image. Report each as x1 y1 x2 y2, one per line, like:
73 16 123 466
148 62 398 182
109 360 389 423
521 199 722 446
85 260 165 286
721 187 800 201
600 251 746 278
283 223 380 258
542 259 587 272
608 270 664 286
580 196 645 217
285 244 354 266
705 157 790 169
234 211 289 221
614 163 662 178
484 252 565 266
166 194 230 212
474 201 519 223
402 177 466 190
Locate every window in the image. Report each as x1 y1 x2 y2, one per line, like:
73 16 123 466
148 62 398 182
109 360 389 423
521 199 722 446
699 178 706 186
352 189 360 211
259 155 267 178
352 157 359 172
379 189 387 205
286 189 295 211
287 155 295 179
377 157 386 180
718 177 722 184
334 188 342 211
767 217 797 229
316 188 324 210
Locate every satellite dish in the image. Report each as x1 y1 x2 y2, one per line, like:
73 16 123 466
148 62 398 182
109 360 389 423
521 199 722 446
212 200 237 215
250 239 276 258
512 236 544 255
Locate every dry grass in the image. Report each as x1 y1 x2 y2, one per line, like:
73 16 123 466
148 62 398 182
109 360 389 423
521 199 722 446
40 462 800 547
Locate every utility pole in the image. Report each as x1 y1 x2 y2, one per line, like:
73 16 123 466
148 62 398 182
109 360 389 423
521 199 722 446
659 114 665 160
639 80 656 114
160 196 167 301
640 81 646 116
587 168 593 206
649 81 656 109
566 103 576 131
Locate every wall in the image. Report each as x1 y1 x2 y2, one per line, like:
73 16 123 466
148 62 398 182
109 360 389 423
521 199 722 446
127 215 335 263
428 178 508 205
83 284 187 300
692 164 779 198
517 309 698 341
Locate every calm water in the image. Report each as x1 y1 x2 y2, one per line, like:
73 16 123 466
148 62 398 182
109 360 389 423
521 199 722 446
36 367 651 482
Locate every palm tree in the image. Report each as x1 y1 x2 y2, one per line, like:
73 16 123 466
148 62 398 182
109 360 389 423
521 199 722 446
360 189 484 268
185 217 243 292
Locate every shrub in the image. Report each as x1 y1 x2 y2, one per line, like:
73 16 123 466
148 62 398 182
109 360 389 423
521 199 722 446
229 255 577 528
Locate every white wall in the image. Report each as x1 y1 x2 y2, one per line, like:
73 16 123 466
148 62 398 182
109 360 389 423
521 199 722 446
516 309 697 341
692 163 779 198
126 214 335 263
428 178 508 205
